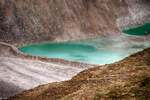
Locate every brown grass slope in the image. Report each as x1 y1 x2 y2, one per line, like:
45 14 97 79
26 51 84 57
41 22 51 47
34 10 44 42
7 48 150 100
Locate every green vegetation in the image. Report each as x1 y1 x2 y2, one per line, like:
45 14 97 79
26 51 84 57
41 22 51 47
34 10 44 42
122 23 150 36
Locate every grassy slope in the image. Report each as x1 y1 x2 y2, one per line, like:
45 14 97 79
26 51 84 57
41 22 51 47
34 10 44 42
8 48 150 100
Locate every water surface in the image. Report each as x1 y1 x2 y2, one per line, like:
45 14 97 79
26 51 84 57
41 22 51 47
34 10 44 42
122 23 150 36
19 37 150 65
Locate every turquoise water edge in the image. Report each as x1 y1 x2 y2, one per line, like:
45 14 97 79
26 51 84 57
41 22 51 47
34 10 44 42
19 37 150 65
122 23 150 36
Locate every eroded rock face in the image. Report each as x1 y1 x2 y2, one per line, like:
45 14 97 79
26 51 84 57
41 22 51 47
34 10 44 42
0 0 150 45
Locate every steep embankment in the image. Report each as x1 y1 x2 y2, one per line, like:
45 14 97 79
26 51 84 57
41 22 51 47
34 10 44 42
0 0 150 46
8 47 150 100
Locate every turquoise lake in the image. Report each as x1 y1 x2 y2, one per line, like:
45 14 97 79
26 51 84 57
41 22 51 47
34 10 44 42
19 37 150 65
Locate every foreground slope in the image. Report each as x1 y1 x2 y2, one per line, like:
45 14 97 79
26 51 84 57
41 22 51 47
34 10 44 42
8 47 150 100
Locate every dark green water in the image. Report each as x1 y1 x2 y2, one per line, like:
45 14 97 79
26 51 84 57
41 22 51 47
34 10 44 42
19 37 150 65
122 23 150 36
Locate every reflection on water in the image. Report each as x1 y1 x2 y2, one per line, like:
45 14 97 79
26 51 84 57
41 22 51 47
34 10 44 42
19 36 150 65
